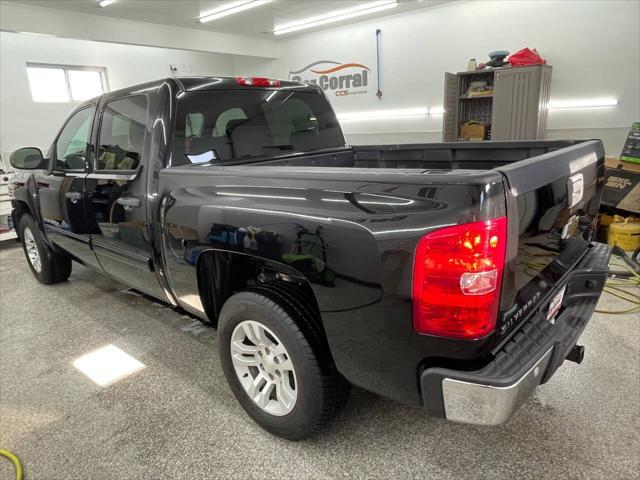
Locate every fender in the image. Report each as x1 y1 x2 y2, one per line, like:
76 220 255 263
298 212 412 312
194 247 313 324
25 174 44 227
12 173 50 245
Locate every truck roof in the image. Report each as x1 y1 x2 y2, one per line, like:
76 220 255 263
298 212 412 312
93 77 322 102
175 76 322 94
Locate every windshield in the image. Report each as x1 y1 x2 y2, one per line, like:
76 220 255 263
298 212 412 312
172 89 344 166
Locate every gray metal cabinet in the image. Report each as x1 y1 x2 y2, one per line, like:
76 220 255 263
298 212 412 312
442 65 552 142
442 72 459 142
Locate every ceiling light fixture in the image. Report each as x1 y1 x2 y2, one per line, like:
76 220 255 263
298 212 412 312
97 0 117 7
198 0 273 23
273 0 398 36
548 98 618 110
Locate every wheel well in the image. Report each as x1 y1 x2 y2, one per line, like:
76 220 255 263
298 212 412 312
196 249 338 372
196 250 318 323
11 200 31 236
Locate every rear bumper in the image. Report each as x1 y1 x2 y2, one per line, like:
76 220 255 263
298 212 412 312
420 242 610 425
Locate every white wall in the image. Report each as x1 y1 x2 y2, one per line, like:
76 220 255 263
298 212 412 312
281 0 640 154
1 0 638 164
0 31 241 162
232 55 287 79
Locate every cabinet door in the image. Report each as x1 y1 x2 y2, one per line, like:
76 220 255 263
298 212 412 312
442 72 459 142
492 66 543 141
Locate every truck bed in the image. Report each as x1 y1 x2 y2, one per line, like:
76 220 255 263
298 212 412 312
160 138 605 406
234 140 586 171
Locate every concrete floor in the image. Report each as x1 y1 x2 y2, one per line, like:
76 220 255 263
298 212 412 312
0 241 638 480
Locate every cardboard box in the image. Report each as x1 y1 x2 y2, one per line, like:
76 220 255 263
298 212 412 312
602 157 640 214
459 121 486 141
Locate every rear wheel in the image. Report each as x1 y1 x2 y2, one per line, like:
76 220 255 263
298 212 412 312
218 287 349 440
18 214 72 284
230 320 298 416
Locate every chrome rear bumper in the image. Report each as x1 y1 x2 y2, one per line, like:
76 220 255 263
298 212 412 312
420 242 610 426
440 348 553 425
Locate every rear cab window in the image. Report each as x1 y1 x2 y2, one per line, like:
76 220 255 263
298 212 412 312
171 89 344 166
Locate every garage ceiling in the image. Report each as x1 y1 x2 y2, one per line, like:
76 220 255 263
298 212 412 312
19 0 452 38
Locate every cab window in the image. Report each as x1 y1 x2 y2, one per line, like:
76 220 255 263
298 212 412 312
54 106 95 171
213 108 248 137
172 90 343 166
96 95 148 171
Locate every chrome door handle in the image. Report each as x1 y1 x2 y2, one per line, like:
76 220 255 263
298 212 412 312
65 191 82 204
116 197 141 211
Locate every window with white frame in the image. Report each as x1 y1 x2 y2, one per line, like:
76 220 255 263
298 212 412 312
26 63 109 103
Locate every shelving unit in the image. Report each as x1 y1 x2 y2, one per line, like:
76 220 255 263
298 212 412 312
0 173 17 242
460 94 494 99
442 65 552 142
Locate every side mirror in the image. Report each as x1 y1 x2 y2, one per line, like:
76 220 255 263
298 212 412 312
10 147 48 170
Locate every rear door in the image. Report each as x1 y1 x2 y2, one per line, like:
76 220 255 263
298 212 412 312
84 93 162 298
38 104 101 269
496 140 605 338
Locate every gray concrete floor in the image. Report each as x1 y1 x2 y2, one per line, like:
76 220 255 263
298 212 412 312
0 241 639 480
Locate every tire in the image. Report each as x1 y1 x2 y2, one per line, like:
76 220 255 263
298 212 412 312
18 214 72 285
218 287 350 441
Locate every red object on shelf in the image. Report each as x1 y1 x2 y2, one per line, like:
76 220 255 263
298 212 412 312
508 48 547 66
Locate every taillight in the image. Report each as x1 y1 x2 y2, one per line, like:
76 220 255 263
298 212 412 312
412 217 507 340
235 77 281 87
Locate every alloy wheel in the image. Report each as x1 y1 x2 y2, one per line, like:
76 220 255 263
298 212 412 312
230 320 298 416
24 227 42 273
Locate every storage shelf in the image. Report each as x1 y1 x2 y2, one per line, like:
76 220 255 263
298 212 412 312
460 94 494 99
457 69 497 76
443 65 552 142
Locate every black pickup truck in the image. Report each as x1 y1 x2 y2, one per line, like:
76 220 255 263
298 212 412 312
9 76 610 440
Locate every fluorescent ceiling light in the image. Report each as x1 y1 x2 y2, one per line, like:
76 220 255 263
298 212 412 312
97 0 117 7
73 344 145 387
198 0 272 23
337 107 443 122
548 98 618 110
338 108 428 122
17 31 55 37
274 0 398 36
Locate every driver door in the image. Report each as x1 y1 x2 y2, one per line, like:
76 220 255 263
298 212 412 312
37 104 100 269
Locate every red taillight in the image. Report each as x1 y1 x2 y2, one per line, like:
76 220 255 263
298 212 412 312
412 217 507 340
235 76 281 87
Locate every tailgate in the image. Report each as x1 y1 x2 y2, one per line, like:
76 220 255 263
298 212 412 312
495 140 605 339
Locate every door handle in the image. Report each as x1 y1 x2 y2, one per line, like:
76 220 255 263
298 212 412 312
116 197 141 211
65 191 83 204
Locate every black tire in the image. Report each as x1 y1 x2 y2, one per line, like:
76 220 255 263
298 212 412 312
18 214 72 285
218 287 350 441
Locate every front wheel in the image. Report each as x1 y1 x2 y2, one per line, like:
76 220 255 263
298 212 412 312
18 214 72 284
218 288 349 440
